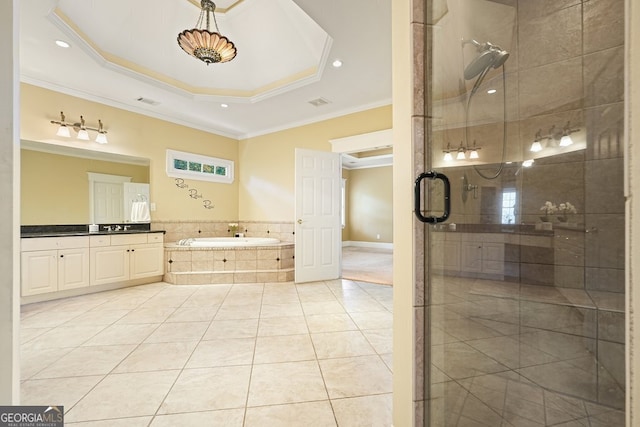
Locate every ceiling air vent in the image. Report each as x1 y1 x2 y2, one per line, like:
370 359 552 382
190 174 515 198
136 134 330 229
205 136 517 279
308 97 330 107
136 97 160 106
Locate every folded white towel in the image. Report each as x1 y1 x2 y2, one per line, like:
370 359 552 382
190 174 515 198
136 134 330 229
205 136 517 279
130 201 151 222
138 201 151 222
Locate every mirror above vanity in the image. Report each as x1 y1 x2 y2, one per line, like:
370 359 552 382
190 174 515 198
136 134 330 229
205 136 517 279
21 140 150 225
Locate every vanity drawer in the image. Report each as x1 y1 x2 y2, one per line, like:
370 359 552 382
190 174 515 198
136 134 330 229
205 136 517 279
90 236 111 247
22 236 89 251
147 233 164 244
110 233 147 245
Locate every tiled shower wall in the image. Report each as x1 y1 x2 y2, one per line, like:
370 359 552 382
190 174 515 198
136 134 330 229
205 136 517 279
413 0 626 423
151 221 295 244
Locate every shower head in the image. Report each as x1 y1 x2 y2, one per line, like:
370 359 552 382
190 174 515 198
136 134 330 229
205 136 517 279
463 41 510 80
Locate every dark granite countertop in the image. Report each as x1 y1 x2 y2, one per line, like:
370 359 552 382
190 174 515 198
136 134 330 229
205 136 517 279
21 224 165 238
430 223 583 235
21 230 165 238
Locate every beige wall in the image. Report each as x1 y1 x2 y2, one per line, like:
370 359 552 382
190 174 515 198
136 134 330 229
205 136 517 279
345 166 393 243
20 85 392 226
20 84 239 222
238 106 392 222
21 149 149 224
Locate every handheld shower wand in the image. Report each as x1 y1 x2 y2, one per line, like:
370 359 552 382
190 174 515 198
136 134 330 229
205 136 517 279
461 39 510 179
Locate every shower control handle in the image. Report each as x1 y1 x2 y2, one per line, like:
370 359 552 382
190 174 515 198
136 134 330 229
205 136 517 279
414 171 451 224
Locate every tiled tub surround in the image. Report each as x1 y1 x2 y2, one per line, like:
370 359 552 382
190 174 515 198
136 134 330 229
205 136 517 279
151 221 295 245
164 243 295 285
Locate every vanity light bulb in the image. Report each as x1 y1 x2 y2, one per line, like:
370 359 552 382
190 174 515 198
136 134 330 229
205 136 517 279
469 150 479 159
56 125 71 138
530 141 542 152
559 134 573 147
443 152 453 161
456 150 466 160
77 129 90 140
95 132 108 144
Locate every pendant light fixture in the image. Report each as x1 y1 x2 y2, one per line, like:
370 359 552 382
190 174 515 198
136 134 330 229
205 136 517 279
177 0 237 65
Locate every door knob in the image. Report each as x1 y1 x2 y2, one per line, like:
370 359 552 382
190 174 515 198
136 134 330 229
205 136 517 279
297 219 303 224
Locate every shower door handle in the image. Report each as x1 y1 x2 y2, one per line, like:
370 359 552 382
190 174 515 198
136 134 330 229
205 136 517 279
414 171 451 223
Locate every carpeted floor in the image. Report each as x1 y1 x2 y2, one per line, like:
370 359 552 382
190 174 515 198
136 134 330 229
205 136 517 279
342 247 393 286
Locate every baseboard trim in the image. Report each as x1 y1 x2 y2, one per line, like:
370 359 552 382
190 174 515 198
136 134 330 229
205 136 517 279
342 240 393 250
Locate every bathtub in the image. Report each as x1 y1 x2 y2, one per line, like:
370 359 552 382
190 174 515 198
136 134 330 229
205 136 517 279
164 237 294 285
177 237 281 247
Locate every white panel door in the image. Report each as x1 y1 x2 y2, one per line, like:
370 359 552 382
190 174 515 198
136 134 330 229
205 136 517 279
294 148 342 283
94 182 124 224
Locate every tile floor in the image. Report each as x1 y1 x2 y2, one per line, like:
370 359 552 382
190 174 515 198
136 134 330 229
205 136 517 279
429 274 625 426
20 280 393 426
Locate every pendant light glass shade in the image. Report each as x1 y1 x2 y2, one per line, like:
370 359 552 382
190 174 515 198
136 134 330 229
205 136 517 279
178 0 237 65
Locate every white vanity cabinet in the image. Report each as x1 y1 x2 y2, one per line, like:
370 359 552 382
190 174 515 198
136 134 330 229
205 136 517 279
90 233 163 286
460 242 505 275
21 236 90 296
431 232 505 278
431 232 462 272
21 232 164 302
460 235 505 276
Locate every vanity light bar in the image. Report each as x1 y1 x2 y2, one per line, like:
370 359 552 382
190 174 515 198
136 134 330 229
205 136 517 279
50 111 109 144
443 140 481 162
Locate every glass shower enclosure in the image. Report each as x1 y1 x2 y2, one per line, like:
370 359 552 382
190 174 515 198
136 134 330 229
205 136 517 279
417 0 625 424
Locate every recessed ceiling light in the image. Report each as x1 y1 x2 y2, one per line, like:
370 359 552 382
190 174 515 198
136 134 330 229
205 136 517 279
221 103 229 108
332 59 343 68
487 89 497 94
55 40 70 48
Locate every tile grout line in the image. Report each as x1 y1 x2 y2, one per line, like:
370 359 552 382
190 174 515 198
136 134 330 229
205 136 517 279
149 283 232 424
298 280 340 426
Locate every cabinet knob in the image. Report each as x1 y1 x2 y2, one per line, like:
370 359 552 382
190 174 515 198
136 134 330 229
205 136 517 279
60 254 64 258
